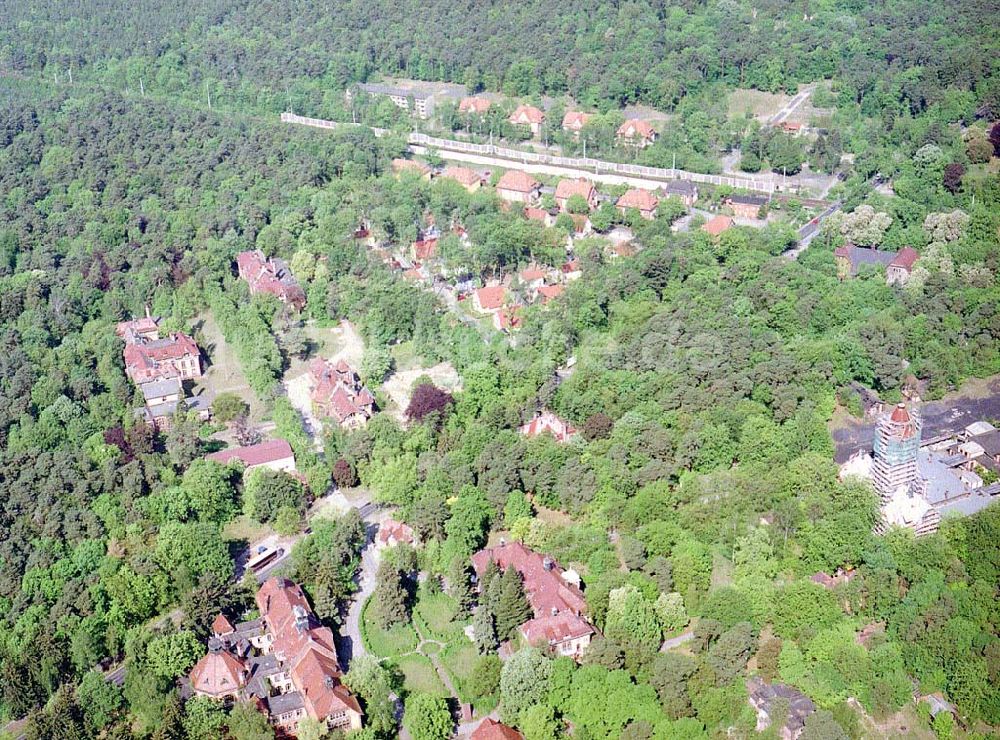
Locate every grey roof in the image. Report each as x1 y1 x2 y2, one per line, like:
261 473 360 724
267 691 305 715
843 246 897 273
664 179 697 196
359 82 434 100
919 450 968 504
139 377 181 400
729 194 768 206
973 430 1000 457
748 678 816 732
186 395 212 412
939 454 968 468
249 654 280 677
235 618 263 636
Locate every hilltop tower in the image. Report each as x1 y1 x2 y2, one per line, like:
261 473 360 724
871 403 939 536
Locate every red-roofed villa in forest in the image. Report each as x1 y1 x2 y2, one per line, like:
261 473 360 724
188 578 363 734
308 358 375 427
236 250 306 310
119 313 202 385
472 541 594 659
206 439 297 474
520 409 577 443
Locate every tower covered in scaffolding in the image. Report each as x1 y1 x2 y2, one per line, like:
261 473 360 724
871 402 939 535
872 403 922 499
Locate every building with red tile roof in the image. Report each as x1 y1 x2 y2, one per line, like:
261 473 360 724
834 244 919 285
308 359 375 428
412 237 439 261
554 178 596 211
190 649 248 699
561 111 592 136
524 207 555 226
561 260 582 281
459 97 492 115
495 305 524 333
472 718 524 740
536 284 565 304
888 247 919 284
212 614 236 636
617 119 657 147
519 266 547 288
472 541 594 659
509 104 545 136
441 166 482 192
206 439 297 474
237 250 306 310
496 171 541 203
121 328 202 385
473 285 507 313
520 409 577 443
616 189 659 220
377 519 416 548
702 214 734 237
115 311 160 342
779 121 803 134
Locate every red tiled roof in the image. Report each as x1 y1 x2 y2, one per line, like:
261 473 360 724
520 410 576 442
702 215 734 236
472 718 524 740
471 541 587 617
890 403 911 423
521 610 594 645
459 97 491 114
510 104 545 125
190 651 246 696
475 286 507 310
206 439 294 467
524 207 549 222
236 250 305 307
520 267 546 282
611 242 639 258
617 119 656 139
378 519 415 546
617 188 658 212
498 306 523 331
537 284 564 304
212 614 235 636
442 166 481 188
496 170 540 193
555 178 595 202
561 260 581 274
562 111 591 130
413 238 438 261
890 246 919 270
834 245 851 258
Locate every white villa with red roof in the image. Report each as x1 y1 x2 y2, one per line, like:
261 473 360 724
236 250 306 310
496 170 541 204
473 285 507 314
554 178 596 212
308 358 375 428
189 578 363 735
509 104 545 136
617 188 659 220
616 119 657 147
472 541 594 660
520 409 577 443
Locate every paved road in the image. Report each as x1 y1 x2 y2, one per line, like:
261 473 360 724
785 199 842 259
660 631 695 651
338 527 380 668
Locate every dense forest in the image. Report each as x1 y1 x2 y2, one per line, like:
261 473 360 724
1 0 1000 739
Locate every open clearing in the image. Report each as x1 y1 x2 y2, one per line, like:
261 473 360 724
382 361 462 422
190 311 264 421
727 88 791 119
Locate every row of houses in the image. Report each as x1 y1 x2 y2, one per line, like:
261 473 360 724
189 578 363 735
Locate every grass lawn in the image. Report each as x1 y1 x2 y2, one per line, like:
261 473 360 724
361 599 419 658
414 591 468 643
222 515 272 545
190 311 264 421
438 642 480 702
394 654 449 698
727 88 790 120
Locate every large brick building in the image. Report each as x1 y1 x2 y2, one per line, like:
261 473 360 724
189 578 363 735
236 250 306 310
472 541 594 659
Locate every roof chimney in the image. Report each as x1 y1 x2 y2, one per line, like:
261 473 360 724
324 675 335 689
543 557 554 571
292 604 309 632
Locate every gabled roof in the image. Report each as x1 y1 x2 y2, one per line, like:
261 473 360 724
617 119 655 139
472 541 587 617
521 610 594 645
472 718 524 740
617 188 658 211
727 194 768 207
190 651 246 696
392 158 431 175
524 207 550 222
442 166 481 188
664 179 697 196
537 284 565 303
509 104 545 125
890 246 919 270
562 111 591 130
459 97 491 114
555 178 595 201
496 170 540 193
212 614 236 636
475 286 507 310
413 238 438 261
206 439 295 467
378 519 415 546
520 266 547 282
702 215 734 236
